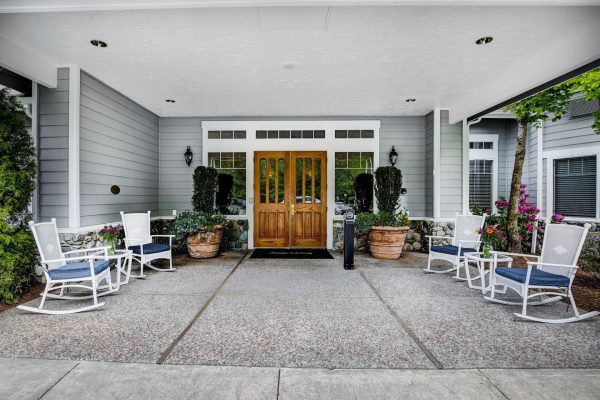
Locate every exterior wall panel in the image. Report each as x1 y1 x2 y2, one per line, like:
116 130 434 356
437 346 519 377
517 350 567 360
38 67 70 227
440 110 463 217
79 71 159 226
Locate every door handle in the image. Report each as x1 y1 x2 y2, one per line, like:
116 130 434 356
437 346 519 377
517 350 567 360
290 203 295 215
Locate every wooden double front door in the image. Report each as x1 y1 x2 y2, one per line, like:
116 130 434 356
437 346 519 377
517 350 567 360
253 151 327 248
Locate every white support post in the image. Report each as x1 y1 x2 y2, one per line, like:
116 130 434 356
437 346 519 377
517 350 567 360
536 122 543 215
68 66 81 228
462 119 469 215
31 82 39 222
433 109 441 219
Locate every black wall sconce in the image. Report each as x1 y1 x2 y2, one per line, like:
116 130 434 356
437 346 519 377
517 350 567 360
184 146 193 166
389 146 398 167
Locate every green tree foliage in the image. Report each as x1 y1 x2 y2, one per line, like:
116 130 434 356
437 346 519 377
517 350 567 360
503 69 599 252
0 89 37 304
192 166 218 213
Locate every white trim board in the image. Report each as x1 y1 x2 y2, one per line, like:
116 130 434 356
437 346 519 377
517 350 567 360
202 120 381 249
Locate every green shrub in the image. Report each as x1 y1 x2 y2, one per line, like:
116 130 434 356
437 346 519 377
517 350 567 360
355 211 410 235
171 211 227 241
374 166 404 215
192 166 218 213
579 232 600 274
0 89 37 304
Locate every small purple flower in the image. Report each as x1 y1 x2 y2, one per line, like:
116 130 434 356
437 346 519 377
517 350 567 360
526 223 534 232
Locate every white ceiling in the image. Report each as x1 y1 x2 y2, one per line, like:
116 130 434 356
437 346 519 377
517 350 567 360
0 4 599 120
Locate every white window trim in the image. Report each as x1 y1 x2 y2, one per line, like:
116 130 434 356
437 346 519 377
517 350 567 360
202 120 381 249
468 133 499 213
544 146 600 222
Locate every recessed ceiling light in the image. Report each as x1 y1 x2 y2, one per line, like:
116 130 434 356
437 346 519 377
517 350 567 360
90 39 108 48
283 62 297 70
165 99 176 103
405 98 416 103
475 36 494 45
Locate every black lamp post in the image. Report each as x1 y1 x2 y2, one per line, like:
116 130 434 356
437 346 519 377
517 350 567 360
389 146 398 167
184 146 193 166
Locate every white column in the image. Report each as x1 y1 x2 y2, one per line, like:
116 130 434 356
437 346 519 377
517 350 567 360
536 122 543 214
462 119 469 215
68 65 81 228
433 109 441 219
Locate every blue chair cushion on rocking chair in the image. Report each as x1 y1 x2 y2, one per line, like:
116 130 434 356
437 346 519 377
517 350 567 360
430 245 477 257
129 243 170 255
495 267 570 287
48 260 110 280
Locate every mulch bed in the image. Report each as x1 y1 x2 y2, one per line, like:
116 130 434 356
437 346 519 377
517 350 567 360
0 282 45 314
511 256 600 312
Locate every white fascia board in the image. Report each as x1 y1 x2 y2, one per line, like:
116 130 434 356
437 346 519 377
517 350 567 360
0 34 57 88
447 23 600 124
2 0 599 13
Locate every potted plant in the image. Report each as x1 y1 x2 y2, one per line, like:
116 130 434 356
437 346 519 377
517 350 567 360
173 166 226 258
367 166 410 259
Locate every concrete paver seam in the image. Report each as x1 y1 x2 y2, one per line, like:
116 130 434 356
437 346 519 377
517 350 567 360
37 361 80 400
358 270 444 370
477 369 511 400
155 251 249 364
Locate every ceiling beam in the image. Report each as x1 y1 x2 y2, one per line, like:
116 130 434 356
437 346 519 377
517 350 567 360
1 0 599 13
0 34 57 88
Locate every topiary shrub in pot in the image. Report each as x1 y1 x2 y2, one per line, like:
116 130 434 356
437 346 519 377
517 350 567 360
180 166 225 258
367 166 410 259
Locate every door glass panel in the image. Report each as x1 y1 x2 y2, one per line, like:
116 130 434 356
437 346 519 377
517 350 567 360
259 159 266 203
314 158 321 202
268 158 275 203
348 152 361 168
305 158 312 203
278 159 285 203
296 158 303 203
221 152 234 168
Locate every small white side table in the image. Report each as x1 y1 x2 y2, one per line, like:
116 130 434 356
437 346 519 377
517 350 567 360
464 252 512 294
97 250 133 294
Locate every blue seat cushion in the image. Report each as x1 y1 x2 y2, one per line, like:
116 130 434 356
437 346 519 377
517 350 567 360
431 245 477 257
495 267 570 287
129 243 170 255
49 260 109 280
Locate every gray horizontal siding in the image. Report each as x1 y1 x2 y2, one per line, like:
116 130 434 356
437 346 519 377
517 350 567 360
543 113 599 151
79 71 159 226
378 116 426 217
159 117 203 215
440 110 463 218
38 67 69 227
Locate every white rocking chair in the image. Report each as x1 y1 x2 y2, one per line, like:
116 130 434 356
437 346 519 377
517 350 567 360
486 219 599 323
18 219 111 315
121 211 175 278
424 214 486 278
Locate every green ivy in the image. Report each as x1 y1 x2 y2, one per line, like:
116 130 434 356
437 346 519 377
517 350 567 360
0 89 37 304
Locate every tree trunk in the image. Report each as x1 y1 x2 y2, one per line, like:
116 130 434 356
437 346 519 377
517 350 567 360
507 120 528 253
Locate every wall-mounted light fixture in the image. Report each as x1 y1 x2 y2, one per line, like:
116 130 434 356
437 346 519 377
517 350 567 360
389 146 398 167
184 146 193 166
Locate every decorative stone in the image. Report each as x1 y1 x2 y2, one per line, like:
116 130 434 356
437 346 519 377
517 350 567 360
413 232 421 242
406 230 414 240
412 242 421 251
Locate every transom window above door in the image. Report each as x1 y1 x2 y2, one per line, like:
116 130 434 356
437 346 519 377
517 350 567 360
256 130 325 139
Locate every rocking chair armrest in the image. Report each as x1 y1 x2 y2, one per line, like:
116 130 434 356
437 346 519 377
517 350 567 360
526 261 578 270
44 253 108 264
425 235 445 244
152 235 174 238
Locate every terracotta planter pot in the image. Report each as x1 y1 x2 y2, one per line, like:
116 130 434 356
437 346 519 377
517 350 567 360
368 226 410 260
186 226 224 258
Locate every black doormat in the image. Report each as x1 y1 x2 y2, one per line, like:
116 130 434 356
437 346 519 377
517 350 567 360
250 248 334 259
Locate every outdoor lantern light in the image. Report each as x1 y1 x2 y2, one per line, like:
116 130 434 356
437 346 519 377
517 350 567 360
184 146 193 166
389 146 398 167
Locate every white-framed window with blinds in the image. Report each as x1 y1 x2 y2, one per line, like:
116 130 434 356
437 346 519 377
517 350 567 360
553 156 597 218
545 146 600 222
468 134 498 212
